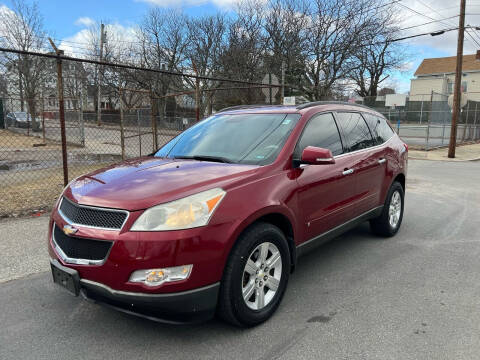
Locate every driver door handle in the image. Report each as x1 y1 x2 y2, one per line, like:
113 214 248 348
342 168 354 176
378 158 386 164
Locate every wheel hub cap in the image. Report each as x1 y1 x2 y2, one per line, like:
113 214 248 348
388 190 402 228
242 242 282 310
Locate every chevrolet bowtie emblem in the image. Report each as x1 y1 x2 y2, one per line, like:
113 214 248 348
63 224 78 236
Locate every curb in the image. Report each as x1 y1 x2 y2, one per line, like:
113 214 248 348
409 155 480 162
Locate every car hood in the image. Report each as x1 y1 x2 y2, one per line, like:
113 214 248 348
64 157 260 211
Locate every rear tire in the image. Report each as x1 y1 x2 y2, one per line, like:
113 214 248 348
217 222 290 327
370 181 404 237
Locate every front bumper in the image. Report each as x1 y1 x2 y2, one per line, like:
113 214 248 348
48 207 236 294
51 259 220 324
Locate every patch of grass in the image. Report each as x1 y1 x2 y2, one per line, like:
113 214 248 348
0 129 60 149
0 163 111 217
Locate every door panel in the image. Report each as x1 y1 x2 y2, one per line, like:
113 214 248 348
296 156 357 240
348 146 386 216
355 113 397 214
293 112 356 242
335 112 380 217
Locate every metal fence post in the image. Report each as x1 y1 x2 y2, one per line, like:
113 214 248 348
49 38 69 186
426 91 433 150
137 108 141 156
79 97 85 147
463 101 469 142
441 110 446 146
419 99 423 124
119 91 125 160
269 73 272 105
150 94 158 152
41 97 46 144
474 103 478 141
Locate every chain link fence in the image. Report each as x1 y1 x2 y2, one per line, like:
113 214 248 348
2 49 480 217
358 92 480 150
0 67 279 217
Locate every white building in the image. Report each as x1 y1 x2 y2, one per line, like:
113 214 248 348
410 52 480 102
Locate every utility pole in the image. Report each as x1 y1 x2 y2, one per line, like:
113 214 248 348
48 38 69 186
448 0 466 158
97 23 105 126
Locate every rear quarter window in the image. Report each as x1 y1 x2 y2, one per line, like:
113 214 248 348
363 113 395 145
335 112 376 152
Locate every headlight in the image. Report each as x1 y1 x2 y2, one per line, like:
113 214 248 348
131 188 226 231
129 265 193 286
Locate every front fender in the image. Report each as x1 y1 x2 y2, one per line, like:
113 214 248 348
219 204 299 273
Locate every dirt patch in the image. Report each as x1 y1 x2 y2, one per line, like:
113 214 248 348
0 164 110 218
0 129 61 149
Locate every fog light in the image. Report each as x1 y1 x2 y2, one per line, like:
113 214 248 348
129 265 193 286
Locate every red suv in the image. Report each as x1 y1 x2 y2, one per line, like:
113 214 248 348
48 102 407 326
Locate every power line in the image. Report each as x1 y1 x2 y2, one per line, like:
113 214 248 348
396 2 445 23
414 0 480 48
399 0 480 47
399 15 460 31
0 46 283 87
417 0 480 47
301 0 404 32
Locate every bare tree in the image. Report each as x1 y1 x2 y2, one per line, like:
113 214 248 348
263 0 309 100
0 0 48 130
348 6 404 103
185 13 229 116
215 0 268 107
300 0 381 101
136 8 188 120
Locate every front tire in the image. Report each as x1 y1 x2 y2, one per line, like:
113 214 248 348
218 222 290 327
370 181 404 237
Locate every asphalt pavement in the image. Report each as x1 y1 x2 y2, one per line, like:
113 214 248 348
1 159 480 360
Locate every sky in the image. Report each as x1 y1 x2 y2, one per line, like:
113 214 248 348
1 0 479 94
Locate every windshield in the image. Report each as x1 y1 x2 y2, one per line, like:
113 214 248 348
155 113 301 165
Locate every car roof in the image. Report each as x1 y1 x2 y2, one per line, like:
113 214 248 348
216 102 383 117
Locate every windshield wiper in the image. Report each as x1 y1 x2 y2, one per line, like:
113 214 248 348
174 155 232 163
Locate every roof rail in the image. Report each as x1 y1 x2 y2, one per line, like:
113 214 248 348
217 104 285 113
296 101 373 111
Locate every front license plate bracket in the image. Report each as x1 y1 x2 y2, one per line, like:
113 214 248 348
50 259 80 296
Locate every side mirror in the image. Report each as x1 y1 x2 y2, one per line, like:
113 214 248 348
301 146 335 165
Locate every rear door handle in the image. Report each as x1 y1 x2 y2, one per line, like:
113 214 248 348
378 158 386 164
342 169 354 176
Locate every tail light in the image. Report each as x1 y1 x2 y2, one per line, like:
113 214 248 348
403 143 408 152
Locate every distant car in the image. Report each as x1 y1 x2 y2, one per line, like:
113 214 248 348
48 102 408 326
6 112 32 128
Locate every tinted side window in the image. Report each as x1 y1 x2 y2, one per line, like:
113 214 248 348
363 113 395 144
336 112 375 152
294 113 343 158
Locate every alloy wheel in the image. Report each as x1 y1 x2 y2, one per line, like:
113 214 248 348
242 242 282 311
389 190 402 228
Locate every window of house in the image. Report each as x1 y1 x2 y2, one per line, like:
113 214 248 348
448 82 453 94
448 81 468 94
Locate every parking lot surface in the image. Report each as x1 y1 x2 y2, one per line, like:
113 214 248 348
1 159 479 360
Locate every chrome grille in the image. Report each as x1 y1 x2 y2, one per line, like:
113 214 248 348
59 197 128 230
